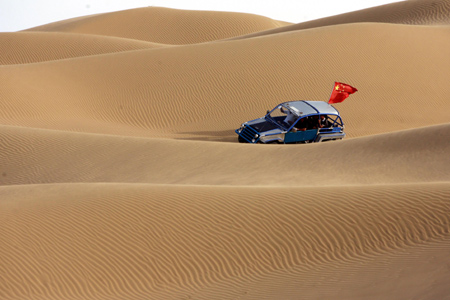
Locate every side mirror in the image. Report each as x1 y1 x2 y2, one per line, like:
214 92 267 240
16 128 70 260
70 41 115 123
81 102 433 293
266 110 270 115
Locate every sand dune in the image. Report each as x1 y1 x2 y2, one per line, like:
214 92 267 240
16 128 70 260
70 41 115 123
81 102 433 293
2 23 450 139
1 1 450 299
27 7 291 44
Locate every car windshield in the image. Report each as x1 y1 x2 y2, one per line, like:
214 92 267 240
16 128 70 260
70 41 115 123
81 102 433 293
266 105 296 131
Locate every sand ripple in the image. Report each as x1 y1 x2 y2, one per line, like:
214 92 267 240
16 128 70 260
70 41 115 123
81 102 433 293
1 183 449 299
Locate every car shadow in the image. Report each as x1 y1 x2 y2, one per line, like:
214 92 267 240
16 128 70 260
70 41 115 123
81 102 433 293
175 130 237 143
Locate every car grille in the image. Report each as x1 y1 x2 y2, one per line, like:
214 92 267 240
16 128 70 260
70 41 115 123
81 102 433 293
240 125 260 143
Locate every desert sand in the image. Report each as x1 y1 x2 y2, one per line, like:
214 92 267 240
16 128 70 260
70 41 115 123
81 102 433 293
1 0 450 299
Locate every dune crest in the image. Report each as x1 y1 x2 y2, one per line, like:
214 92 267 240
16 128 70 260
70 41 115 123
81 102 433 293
1 1 450 299
0 32 164 65
26 7 291 44
234 0 450 39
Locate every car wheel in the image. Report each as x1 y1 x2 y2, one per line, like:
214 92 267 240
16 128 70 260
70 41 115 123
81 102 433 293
238 136 248 143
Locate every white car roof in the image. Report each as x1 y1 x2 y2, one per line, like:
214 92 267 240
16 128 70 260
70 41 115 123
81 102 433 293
283 101 340 117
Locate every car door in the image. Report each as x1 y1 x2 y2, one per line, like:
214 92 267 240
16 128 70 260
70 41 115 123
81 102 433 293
284 129 318 143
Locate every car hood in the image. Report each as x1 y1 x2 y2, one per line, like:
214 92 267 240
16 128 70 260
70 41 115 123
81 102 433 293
246 118 285 135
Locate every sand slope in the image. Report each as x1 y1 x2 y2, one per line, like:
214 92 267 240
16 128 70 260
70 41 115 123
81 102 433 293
1 183 449 299
1 1 450 299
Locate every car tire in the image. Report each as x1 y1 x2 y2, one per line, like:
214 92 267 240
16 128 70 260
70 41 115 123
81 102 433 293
238 136 248 143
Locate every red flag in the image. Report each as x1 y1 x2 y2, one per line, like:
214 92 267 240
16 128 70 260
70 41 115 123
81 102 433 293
328 82 358 104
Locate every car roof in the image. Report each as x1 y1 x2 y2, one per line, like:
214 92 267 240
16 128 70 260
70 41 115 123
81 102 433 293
282 100 340 117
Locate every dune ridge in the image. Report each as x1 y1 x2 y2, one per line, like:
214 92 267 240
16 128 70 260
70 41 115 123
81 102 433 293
26 7 291 44
234 0 450 40
0 32 165 65
0 123 449 186
1 1 450 299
